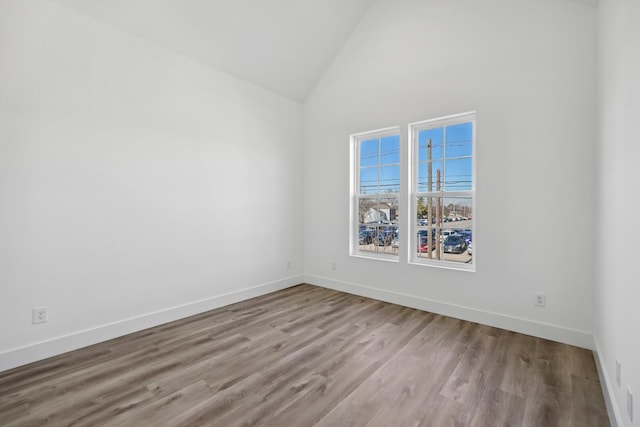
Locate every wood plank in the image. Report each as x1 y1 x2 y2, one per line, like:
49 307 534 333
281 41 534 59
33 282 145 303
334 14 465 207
0 284 609 427
498 331 537 398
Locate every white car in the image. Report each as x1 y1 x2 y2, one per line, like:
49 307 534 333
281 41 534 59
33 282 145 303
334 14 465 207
441 230 456 240
467 242 473 255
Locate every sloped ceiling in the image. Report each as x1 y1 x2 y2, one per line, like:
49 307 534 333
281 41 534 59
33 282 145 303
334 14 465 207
51 0 374 102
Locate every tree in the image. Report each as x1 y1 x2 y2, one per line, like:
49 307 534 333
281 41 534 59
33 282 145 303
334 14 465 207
447 202 454 217
417 197 428 218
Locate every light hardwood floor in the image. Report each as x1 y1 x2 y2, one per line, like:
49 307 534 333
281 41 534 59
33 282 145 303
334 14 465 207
0 284 609 426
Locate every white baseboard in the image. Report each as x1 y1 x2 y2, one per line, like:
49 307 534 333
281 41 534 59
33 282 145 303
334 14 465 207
593 337 623 427
0 275 303 373
305 274 594 350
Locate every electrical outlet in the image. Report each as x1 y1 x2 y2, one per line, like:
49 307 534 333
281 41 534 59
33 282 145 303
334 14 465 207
535 293 546 307
32 307 48 324
628 386 634 421
616 360 621 386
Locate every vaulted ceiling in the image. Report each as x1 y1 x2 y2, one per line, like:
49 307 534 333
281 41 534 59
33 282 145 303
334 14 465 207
51 0 374 102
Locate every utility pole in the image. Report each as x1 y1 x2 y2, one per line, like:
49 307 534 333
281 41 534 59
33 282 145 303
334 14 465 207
427 138 433 259
435 169 441 260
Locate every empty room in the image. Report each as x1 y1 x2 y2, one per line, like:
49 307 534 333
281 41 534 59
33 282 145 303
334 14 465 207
0 0 638 425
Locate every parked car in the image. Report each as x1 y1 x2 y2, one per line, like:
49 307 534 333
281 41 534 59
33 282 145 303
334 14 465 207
441 229 457 240
419 236 438 252
443 235 467 254
457 230 472 244
467 242 473 255
416 230 436 250
377 231 394 246
417 229 436 238
391 237 399 248
358 230 375 245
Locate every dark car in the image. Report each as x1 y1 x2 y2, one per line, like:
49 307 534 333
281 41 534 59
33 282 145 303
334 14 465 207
358 230 375 245
377 231 394 246
457 230 472 245
443 235 467 254
417 229 436 239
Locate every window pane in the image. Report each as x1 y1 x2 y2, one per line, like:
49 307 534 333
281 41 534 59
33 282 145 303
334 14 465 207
441 196 472 263
442 196 472 222
415 196 437 259
380 135 400 164
358 197 399 257
445 122 473 158
418 160 445 192
380 165 400 193
444 158 472 191
430 160 445 190
359 167 378 194
410 113 474 269
415 196 472 264
360 138 379 167
418 128 443 161
352 128 401 260
417 163 427 192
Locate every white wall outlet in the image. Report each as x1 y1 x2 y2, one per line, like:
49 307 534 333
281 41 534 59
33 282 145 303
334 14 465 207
331 262 337 271
534 293 546 307
616 360 621 386
628 386 634 421
32 307 48 324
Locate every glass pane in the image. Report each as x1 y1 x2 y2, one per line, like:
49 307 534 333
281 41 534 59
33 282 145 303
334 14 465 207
379 165 400 193
357 197 399 257
360 138 379 167
418 128 443 161
417 162 427 192
429 160 444 190
380 135 400 164
415 196 437 259
441 196 472 262
445 122 473 158
417 160 444 192
359 167 378 194
444 158 472 191
415 196 472 264
379 196 400 224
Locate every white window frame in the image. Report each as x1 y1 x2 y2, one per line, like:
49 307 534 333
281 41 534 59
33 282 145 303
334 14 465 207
409 112 476 271
349 126 401 261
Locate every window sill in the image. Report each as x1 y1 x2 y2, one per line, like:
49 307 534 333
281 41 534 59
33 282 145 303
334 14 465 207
350 252 399 263
409 258 475 272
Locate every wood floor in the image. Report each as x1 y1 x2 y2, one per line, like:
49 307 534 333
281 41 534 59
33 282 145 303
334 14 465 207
0 284 609 426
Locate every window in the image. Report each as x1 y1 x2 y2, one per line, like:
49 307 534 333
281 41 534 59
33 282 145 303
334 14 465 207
350 127 400 260
410 112 475 270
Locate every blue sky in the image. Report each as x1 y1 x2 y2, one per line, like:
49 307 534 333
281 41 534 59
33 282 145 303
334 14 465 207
359 122 473 194
359 135 400 194
417 122 472 192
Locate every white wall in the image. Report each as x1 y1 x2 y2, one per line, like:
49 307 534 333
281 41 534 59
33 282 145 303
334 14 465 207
595 0 640 425
0 0 303 371
303 0 598 347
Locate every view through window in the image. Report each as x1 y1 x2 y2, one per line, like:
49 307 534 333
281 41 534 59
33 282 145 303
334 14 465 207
411 112 475 270
351 127 400 259
350 112 475 271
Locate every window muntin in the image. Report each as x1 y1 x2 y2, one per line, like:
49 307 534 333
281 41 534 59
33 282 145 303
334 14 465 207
411 112 475 270
351 128 400 259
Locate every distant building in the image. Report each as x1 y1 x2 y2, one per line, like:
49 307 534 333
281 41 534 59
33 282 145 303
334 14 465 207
364 208 388 223
361 201 398 224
